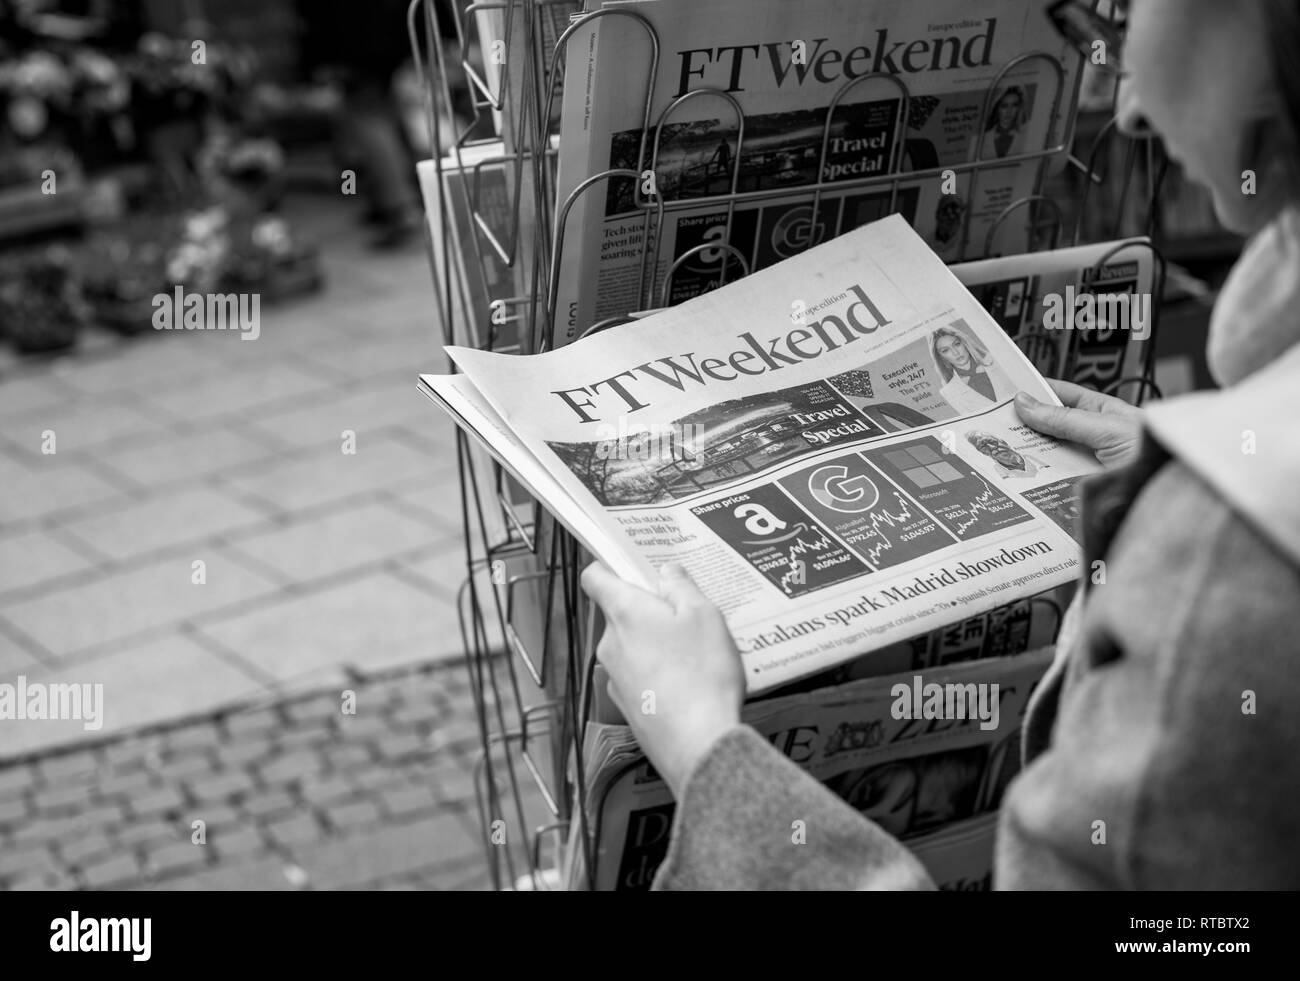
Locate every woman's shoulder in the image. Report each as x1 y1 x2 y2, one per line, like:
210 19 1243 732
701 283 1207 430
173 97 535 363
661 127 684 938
1008 464 1300 888
1143 345 1300 570
1079 449 1298 718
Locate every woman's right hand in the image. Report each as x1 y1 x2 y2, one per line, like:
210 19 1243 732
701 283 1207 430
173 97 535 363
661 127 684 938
1013 380 1143 469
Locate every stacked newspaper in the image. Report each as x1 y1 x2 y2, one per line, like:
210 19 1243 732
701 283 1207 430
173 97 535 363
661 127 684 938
564 647 1053 890
952 237 1158 393
421 214 1099 694
551 0 1084 343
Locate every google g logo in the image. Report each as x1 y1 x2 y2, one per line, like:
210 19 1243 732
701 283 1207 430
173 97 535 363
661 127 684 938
808 464 879 514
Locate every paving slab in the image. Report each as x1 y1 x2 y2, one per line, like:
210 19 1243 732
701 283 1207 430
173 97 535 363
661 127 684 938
225 500 434 583
195 571 461 685
60 484 273 563
0 529 96 596
0 551 280 659
0 633 268 759
221 434 443 516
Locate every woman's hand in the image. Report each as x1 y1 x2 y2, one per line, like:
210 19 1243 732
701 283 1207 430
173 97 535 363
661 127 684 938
1014 380 1143 469
580 562 745 799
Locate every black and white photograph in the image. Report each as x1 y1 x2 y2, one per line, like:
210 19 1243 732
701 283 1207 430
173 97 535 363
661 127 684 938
0 0 1294 958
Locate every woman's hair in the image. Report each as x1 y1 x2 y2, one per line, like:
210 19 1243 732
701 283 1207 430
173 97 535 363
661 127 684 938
1262 0 1300 191
985 85 1025 131
931 326 992 382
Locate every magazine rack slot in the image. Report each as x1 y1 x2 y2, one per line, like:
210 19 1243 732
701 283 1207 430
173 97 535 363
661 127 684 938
644 88 748 294
1073 116 1166 245
459 1 514 113
1015 331 1065 379
984 194 1065 255
973 52 1068 163
1071 238 1166 396
473 714 560 889
496 483 539 552
468 150 530 268
530 822 568 889
577 315 638 340
658 242 752 308
806 72 911 239
518 702 563 817
545 169 665 349
541 8 659 149
504 567 553 685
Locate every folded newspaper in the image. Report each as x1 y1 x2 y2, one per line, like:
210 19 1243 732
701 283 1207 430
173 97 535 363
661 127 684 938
420 214 1098 693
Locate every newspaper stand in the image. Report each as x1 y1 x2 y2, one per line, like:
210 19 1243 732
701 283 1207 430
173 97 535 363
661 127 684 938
408 0 1168 889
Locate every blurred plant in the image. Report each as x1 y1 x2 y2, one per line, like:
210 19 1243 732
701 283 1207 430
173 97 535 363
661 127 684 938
0 245 85 353
165 206 230 293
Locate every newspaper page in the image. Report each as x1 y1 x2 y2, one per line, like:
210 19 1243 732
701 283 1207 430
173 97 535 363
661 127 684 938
475 0 583 144
428 215 1098 693
418 144 521 351
571 649 1051 890
553 0 1083 342
419 144 541 548
952 237 1158 391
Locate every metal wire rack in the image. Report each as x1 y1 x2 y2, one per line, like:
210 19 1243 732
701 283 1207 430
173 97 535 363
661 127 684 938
408 0 1170 890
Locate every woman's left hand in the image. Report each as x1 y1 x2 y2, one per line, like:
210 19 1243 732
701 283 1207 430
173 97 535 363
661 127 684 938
580 562 745 798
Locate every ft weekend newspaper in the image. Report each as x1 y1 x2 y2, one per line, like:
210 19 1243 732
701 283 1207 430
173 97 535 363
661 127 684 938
422 215 1097 693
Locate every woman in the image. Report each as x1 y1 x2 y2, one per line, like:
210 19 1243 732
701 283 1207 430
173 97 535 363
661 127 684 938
581 0 1300 889
931 325 1017 412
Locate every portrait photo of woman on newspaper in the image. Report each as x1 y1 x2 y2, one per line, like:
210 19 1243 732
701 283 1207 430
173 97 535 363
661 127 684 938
970 84 1030 160
930 324 1017 413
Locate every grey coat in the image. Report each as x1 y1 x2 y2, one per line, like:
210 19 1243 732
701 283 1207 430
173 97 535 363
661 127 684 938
652 232 1300 890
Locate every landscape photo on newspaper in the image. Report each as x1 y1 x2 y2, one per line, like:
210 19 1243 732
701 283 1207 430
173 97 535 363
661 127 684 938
421 215 1099 693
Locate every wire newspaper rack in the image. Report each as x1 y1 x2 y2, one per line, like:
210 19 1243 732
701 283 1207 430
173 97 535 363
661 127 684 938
409 0 1170 890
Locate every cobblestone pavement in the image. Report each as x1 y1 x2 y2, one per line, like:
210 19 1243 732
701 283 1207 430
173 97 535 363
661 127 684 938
0 659 538 891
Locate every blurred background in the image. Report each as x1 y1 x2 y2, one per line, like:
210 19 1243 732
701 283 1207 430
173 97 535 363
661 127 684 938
0 0 518 892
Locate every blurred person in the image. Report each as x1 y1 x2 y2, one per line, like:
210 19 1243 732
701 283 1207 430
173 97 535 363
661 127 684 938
581 0 1300 889
297 0 427 247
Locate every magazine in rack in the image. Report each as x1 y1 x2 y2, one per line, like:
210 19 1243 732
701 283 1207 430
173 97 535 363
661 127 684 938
569 648 1052 890
951 237 1160 392
551 0 1086 345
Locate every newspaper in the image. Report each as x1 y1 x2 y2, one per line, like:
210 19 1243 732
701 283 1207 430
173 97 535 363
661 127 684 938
474 0 583 144
951 237 1158 392
421 214 1098 693
419 143 542 549
418 143 521 352
567 648 1051 890
613 236 1159 388
552 0 1083 342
